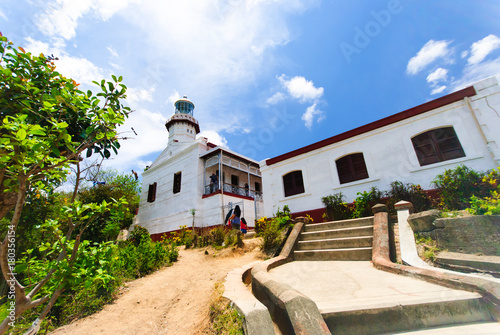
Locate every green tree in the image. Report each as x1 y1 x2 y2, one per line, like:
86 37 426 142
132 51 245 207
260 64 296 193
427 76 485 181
78 169 140 242
0 34 130 333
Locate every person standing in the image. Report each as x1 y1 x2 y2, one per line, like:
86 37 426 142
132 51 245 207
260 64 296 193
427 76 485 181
228 205 241 230
240 217 248 235
210 172 218 193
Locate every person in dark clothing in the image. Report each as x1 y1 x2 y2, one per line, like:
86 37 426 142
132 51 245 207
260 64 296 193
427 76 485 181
209 172 218 193
228 205 241 230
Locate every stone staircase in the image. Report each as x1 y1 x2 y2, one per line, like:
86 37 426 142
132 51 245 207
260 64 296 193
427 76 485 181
294 217 374 261
287 217 499 334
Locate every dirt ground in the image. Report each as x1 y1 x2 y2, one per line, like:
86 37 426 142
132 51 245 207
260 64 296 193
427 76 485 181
50 238 265 335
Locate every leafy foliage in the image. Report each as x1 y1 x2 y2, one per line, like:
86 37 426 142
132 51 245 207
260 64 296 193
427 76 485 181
257 207 293 254
385 181 432 215
353 187 383 218
467 168 500 215
208 282 244 335
432 165 490 210
322 192 354 221
78 169 140 242
0 34 131 333
128 226 152 247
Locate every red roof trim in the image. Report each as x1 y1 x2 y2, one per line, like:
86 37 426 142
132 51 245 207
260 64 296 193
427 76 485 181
266 86 477 166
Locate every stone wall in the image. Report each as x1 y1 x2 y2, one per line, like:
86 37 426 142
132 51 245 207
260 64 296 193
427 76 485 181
432 216 500 256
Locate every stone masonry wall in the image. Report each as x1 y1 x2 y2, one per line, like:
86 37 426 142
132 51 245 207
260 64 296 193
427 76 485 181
432 216 500 256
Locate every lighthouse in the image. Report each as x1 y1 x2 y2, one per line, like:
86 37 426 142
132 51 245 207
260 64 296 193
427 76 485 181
165 95 200 146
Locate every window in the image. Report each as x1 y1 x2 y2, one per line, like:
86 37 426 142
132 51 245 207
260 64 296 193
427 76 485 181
283 171 305 197
255 182 261 193
147 182 157 202
231 175 239 186
336 153 369 184
173 172 182 194
412 127 465 166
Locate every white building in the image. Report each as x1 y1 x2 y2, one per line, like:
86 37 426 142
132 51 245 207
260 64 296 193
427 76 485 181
260 77 500 221
135 96 263 241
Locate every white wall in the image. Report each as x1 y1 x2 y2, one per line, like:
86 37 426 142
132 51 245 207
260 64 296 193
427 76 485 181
260 77 500 216
136 142 205 234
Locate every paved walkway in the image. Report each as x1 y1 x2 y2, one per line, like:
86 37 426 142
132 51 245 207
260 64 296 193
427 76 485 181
269 261 481 313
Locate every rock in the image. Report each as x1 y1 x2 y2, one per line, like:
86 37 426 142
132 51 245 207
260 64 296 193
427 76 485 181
407 209 441 232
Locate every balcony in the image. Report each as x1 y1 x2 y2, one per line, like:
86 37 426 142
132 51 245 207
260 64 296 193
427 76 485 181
203 182 262 201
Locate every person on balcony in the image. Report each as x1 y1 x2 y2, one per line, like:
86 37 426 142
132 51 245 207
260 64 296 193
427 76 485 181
209 172 218 193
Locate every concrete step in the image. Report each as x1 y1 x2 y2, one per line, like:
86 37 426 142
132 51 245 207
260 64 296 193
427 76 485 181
435 251 500 275
294 247 372 261
392 321 500 334
300 226 373 241
296 236 373 251
304 217 373 232
322 295 493 335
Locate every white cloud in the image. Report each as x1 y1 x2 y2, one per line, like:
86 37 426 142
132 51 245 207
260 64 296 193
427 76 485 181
278 75 324 103
266 92 285 105
168 91 181 105
0 9 7 21
35 0 140 40
198 130 228 148
430 85 447 95
105 108 170 171
468 34 500 65
407 40 453 75
24 37 107 86
301 103 324 129
107 46 119 58
426 68 448 83
451 57 500 91
126 86 156 106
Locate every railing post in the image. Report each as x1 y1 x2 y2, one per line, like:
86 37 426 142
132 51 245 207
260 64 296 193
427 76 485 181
371 203 390 263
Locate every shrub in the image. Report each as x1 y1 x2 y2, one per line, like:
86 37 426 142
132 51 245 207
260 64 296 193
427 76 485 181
210 226 226 247
259 220 283 252
255 216 271 234
129 225 151 246
322 192 353 221
467 168 500 215
432 165 487 210
208 282 244 334
385 181 432 215
353 187 382 218
224 229 243 248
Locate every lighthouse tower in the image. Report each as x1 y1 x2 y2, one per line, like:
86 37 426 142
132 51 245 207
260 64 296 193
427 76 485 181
165 96 200 146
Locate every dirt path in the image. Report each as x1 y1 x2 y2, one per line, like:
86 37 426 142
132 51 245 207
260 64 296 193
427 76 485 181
50 238 265 335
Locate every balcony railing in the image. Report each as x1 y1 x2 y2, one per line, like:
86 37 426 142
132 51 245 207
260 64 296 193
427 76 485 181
203 183 262 200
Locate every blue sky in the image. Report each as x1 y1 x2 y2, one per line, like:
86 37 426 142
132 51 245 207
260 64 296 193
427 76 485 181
1 0 500 178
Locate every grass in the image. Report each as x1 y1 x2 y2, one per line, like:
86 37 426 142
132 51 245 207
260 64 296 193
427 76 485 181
207 282 244 335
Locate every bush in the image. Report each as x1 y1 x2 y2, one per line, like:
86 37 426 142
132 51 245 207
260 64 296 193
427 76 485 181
254 216 271 234
259 220 283 252
208 283 244 334
210 226 226 247
257 207 294 253
224 229 243 248
432 165 488 210
467 168 500 215
322 192 354 221
385 181 432 215
353 187 382 218
129 225 151 246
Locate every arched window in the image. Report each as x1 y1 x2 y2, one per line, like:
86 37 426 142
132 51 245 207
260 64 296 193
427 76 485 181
411 127 465 166
336 153 369 184
283 171 305 197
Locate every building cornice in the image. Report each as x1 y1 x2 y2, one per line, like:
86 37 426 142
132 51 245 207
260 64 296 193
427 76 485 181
265 85 477 166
